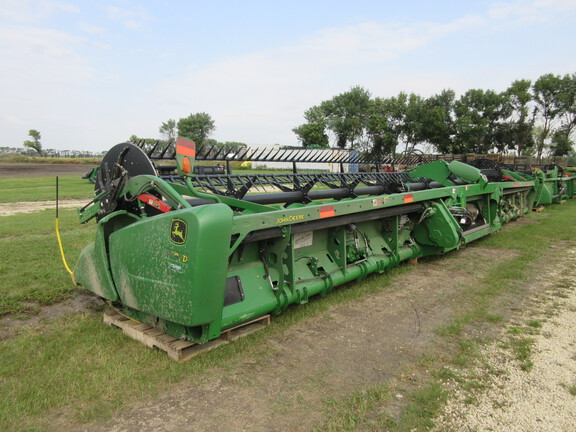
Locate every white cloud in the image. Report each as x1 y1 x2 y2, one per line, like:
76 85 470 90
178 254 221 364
162 19 464 96
107 5 151 29
5 115 26 125
124 20 139 29
0 0 78 23
149 1 575 147
52 2 79 14
1 0 574 151
488 0 576 22
78 21 105 34
107 5 126 21
0 24 100 149
0 25 93 84
152 17 492 145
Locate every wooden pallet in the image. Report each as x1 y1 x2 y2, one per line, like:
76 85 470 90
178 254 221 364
103 310 270 362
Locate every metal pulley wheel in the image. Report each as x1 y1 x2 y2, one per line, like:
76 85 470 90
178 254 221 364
95 142 158 217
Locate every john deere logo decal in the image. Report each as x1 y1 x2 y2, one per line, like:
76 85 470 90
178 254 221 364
170 219 187 244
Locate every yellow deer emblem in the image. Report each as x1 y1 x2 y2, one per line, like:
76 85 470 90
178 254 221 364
170 219 187 244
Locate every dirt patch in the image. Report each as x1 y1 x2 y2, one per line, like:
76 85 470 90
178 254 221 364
0 162 93 178
68 247 511 432
0 198 90 216
0 291 104 341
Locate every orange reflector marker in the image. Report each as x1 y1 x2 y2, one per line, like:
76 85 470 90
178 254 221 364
403 194 414 203
182 157 191 174
176 137 195 157
319 205 335 218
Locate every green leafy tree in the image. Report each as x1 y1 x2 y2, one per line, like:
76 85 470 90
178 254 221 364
129 134 159 153
23 129 43 156
553 73 576 155
365 96 403 156
453 91 486 153
293 72 576 158
177 112 215 144
550 126 573 156
293 87 371 149
293 105 329 148
402 93 427 153
499 79 534 155
532 73 563 160
159 119 177 141
418 90 456 153
321 86 372 149
453 89 507 154
292 123 329 148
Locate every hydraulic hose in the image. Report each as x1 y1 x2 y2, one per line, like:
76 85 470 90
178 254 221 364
55 176 78 286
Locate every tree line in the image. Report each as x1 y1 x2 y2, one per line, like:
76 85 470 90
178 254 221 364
131 112 247 150
0 145 105 158
14 72 575 161
292 72 576 160
10 113 233 158
2 130 105 158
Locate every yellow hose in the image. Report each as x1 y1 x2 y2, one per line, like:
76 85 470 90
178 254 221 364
55 175 78 286
110 304 141 323
56 217 77 286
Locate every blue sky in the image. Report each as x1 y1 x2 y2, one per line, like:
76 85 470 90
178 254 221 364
1 0 575 153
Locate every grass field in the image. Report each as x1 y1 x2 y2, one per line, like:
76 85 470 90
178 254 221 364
0 171 575 432
0 175 95 315
0 175 94 202
0 209 95 316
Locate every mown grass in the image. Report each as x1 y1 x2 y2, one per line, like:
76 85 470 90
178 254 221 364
0 209 95 315
1 313 208 431
0 174 94 202
315 199 576 431
0 174 94 314
319 387 392 431
0 205 90 238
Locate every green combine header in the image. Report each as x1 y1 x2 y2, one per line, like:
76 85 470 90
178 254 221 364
73 139 574 346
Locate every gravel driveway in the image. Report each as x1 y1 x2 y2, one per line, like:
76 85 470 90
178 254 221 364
434 246 576 432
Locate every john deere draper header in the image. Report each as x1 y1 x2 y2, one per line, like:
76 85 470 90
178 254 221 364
73 139 574 344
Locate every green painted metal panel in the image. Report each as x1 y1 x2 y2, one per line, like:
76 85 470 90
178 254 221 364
413 201 461 251
108 204 233 329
